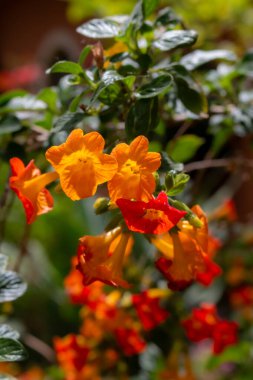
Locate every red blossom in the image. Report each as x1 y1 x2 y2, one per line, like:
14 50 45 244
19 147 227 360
116 192 186 234
114 327 146 356
212 320 238 354
132 291 169 330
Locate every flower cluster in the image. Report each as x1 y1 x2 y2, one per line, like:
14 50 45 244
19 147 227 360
182 304 238 354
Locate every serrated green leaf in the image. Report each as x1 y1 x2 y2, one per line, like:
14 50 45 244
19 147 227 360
0 272 27 303
142 0 159 17
0 255 7 273
126 97 159 138
0 325 19 341
46 61 83 76
165 171 190 196
135 74 173 99
180 49 237 71
167 135 204 163
0 338 27 362
77 18 121 38
153 30 197 52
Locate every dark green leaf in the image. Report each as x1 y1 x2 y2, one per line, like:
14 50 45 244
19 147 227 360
0 272 27 303
52 112 84 133
167 135 204 163
0 116 22 135
46 61 83 76
238 49 253 77
155 7 181 27
77 18 121 38
160 152 184 172
0 338 27 362
0 255 7 273
153 30 197 52
120 1 144 47
180 49 237 71
37 88 58 112
0 325 19 340
126 97 159 138
142 0 159 17
135 74 172 98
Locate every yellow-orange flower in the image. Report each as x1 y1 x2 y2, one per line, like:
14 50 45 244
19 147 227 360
152 205 221 290
108 135 161 202
9 157 58 224
104 41 128 69
45 129 118 200
77 227 133 288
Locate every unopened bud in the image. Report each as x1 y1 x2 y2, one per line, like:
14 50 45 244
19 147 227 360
91 42 104 69
93 197 109 214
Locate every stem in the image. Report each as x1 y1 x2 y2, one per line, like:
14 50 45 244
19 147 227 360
23 333 55 363
14 223 31 272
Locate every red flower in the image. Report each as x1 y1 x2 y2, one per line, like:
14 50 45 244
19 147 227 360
212 320 238 354
114 327 146 356
132 291 169 330
182 304 218 342
182 304 238 354
116 192 186 234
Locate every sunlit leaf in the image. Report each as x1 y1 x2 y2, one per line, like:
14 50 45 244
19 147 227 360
153 30 197 51
46 61 83 76
167 135 204 163
0 325 19 341
180 49 237 71
0 338 27 362
0 272 27 303
135 74 173 98
77 18 122 38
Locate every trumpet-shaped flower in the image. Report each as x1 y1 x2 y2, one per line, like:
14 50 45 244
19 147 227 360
116 192 186 234
77 227 133 288
132 290 170 330
46 129 118 200
9 157 58 224
108 135 161 202
153 205 221 290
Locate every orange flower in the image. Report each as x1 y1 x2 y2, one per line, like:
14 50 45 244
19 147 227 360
108 135 161 202
77 227 133 288
9 157 58 224
104 41 128 69
45 129 118 200
153 205 221 290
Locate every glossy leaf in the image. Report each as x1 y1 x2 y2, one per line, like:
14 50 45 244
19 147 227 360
180 49 237 71
155 7 181 27
135 74 173 99
0 338 27 362
0 272 27 303
153 30 197 51
126 97 159 138
46 61 83 76
0 325 19 341
167 135 204 163
77 18 121 38
52 112 84 133
78 45 91 66
0 116 22 135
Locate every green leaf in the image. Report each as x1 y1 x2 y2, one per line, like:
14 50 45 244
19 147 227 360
165 171 190 196
206 342 251 370
160 152 184 172
0 116 22 135
120 1 144 48
135 74 173 99
167 135 204 163
126 97 159 138
238 49 253 77
155 7 181 27
37 88 58 112
0 255 7 273
180 49 237 71
78 45 91 66
0 90 27 107
153 30 198 52
0 272 27 303
0 338 27 362
142 0 159 17
0 325 19 341
46 61 83 76
52 112 84 133
77 18 121 38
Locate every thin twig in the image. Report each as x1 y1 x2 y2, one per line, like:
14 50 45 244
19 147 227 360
23 333 55 363
184 157 253 173
14 223 31 272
